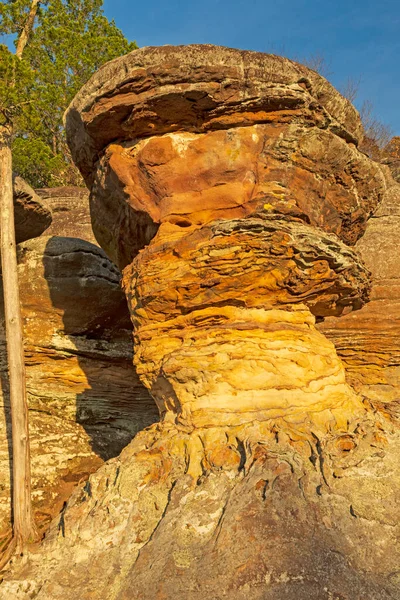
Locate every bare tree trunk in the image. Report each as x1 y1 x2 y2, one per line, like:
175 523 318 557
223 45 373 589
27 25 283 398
0 2 42 569
15 0 41 59
0 124 37 554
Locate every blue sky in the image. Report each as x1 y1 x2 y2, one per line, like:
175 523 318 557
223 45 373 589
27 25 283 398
103 0 400 135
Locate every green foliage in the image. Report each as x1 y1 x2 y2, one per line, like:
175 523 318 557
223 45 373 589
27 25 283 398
0 0 46 36
0 43 33 126
0 0 137 187
12 136 65 187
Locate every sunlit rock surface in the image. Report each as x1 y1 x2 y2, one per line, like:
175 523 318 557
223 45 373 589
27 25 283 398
319 172 400 418
1 46 399 600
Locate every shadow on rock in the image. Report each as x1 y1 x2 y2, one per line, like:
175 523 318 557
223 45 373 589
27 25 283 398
42 235 158 460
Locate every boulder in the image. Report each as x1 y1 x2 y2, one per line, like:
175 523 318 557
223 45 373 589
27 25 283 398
12 176 52 244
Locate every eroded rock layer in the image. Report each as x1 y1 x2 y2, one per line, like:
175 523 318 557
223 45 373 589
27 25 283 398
36 186 96 243
1 420 399 599
63 44 388 435
127 215 371 433
65 45 385 270
319 175 400 414
12 176 52 245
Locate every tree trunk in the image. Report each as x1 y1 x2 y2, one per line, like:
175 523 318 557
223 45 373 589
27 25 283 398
0 124 36 549
0 1 41 570
15 0 41 59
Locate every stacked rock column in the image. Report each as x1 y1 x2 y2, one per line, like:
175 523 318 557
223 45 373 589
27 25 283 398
64 45 387 461
124 214 369 438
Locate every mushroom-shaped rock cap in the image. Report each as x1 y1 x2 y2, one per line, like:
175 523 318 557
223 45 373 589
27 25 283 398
66 44 363 183
13 175 52 244
65 45 386 272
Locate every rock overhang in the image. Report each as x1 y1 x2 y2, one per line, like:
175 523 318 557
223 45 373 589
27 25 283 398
64 45 386 273
12 176 52 245
65 44 363 182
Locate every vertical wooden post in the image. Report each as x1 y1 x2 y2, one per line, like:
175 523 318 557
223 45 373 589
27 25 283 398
0 125 36 550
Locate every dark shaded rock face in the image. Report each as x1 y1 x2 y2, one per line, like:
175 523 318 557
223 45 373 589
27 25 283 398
0 187 157 537
1 46 399 600
12 176 52 244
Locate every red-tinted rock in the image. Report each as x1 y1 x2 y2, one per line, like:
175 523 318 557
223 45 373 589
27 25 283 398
319 175 400 415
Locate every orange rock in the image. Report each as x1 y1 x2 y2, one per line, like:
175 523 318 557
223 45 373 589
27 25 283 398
319 176 400 417
2 45 399 600
64 45 387 437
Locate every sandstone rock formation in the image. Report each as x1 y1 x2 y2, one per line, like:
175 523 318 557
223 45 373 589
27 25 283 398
1 46 399 599
65 44 387 438
66 45 384 270
382 136 400 182
0 187 157 538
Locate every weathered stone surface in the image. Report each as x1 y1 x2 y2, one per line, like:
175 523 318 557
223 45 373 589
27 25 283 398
64 45 386 437
66 45 363 178
0 191 157 538
382 136 400 182
64 44 387 434
318 177 400 414
65 45 385 269
12 176 52 244
127 216 371 434
1 46 398 598
36 186 96 243
1 420 399 599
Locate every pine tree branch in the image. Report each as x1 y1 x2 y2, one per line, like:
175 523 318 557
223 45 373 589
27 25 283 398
15 0 41 60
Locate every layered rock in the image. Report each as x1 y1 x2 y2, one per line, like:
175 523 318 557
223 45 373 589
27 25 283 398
1 46 398 599
128 216 371 437
66 46 384 270
382 136 400 182
319 174 400 415
0 188 157 537
64 45 387 439
36 186 97 243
